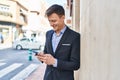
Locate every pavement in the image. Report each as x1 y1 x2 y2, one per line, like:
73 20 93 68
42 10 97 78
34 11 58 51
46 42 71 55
25 63 46 80
0 43 12 50
0 43 46 80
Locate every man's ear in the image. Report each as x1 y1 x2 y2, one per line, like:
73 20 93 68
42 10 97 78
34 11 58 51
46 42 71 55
59 15 65 19
62 15 65 19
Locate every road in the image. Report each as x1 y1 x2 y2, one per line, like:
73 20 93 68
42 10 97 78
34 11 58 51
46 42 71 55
0 48 41 80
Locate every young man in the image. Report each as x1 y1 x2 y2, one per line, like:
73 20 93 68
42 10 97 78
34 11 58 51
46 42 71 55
36 4 80 80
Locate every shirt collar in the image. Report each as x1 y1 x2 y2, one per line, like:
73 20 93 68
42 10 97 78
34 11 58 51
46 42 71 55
54 26 67 34
61 26 67 34
53 26 67 36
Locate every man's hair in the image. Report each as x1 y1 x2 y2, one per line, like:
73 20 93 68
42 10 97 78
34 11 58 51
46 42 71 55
45 4 65 17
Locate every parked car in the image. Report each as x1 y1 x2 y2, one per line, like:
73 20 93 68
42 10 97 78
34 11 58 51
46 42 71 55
12 37 43 50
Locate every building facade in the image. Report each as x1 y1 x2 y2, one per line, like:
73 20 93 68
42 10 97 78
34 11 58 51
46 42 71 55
0 0 28 44
67 0 120 80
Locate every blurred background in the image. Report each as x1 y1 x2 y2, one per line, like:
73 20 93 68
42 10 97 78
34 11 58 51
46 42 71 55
0 0 120 80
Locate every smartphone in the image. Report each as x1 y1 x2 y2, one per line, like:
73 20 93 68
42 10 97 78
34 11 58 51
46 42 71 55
32 50 38 55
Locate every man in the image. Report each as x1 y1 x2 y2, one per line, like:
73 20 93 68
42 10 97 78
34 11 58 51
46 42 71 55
36 4 80 80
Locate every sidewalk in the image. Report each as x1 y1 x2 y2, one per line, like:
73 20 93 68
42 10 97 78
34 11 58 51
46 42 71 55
25 63 46 80
0 43 12 50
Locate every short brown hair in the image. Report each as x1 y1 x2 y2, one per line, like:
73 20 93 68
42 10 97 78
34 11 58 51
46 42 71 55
45 4 65 17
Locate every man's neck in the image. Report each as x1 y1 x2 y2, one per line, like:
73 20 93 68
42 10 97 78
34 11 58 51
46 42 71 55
55 25 66 35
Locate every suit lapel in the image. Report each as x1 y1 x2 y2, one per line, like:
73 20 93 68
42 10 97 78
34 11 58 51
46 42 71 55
48 30 54 55
55 27 70 54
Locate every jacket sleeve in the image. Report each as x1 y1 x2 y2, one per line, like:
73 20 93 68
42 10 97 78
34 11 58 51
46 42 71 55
43 31 49 54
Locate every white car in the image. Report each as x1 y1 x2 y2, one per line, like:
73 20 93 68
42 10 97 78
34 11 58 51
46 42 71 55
12 37 43 50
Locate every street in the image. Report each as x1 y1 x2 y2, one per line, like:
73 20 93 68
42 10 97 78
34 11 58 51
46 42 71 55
0 48 41 80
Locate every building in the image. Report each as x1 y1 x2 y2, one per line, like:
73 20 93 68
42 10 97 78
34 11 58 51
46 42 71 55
67 0 120 80
18 0 51 43
0 0 28 44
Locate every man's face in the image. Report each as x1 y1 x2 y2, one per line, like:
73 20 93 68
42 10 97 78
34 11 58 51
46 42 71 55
48 13 65 33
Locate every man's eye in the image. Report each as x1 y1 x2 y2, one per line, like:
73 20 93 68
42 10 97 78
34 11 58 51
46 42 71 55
49 20 56 23
52 20 56 22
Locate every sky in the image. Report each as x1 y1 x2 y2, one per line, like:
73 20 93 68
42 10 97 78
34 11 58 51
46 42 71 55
18 0 67 11
45 0 67 6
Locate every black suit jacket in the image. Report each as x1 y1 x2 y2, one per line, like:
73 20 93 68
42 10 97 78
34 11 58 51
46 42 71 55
43 27 80 80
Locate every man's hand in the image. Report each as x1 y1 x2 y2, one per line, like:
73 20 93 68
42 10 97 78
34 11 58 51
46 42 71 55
36 53 55 65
